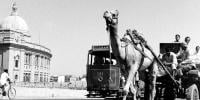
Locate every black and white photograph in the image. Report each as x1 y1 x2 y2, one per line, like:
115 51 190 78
0 0 200 100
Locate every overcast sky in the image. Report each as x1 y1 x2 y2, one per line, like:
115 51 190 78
0 0 200 76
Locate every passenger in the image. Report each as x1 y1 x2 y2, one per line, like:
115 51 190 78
177 60 196 76
184 36 191 46
187 46 200 64
191 46 200 56
177 46 198 76
174 34 181 42
161 47 178 76
176 43 190 63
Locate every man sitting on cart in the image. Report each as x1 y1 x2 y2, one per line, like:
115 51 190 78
177 43 197 76
176 43 190 63
161 47 178 76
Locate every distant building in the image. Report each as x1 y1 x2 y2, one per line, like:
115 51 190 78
70 76 79 82
50 75 58 82
0 3 52 83
50 75 73 83
64 75 72 82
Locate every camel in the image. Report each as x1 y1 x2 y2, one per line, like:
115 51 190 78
103 10 164 100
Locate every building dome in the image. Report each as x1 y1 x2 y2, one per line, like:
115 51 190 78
0 16 29 32
0 2 29 35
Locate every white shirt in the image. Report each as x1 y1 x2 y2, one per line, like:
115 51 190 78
186 51 200 64
0 72 9 85
162 52 178 69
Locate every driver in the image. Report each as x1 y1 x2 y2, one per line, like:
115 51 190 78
161 47 178 76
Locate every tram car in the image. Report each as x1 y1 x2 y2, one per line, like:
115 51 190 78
86 45 121 97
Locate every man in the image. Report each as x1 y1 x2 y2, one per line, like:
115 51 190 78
177 44 197 76
177 43 190 63
184 36 191 45
162 47 178 76
188 46 200 64
174 34 180 42
0 69 10 96
192 46 200 56
177 60 196 76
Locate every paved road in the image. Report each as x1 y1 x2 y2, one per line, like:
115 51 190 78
13 97 185 100
0 96 186 100
0 87 185 100
15 86 87 98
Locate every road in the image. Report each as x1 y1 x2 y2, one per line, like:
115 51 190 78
12 97 185 100
0 87 185 100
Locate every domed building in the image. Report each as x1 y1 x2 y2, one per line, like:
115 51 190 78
0 3 52 83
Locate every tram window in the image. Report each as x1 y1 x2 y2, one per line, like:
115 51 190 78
87 54 92 65
92 55 104 65
94 56 104 65
88 53 117 65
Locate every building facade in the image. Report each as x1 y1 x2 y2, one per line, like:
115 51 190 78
0 3 52 83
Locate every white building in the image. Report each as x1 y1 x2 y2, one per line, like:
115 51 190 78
58 76 65 83
0 3 52 83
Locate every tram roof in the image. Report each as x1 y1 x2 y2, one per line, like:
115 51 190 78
88 45 115 58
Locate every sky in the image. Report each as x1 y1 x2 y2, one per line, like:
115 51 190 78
0 0 200 76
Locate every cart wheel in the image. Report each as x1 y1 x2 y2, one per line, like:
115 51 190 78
186 84 199 100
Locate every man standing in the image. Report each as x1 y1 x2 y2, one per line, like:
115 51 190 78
184 36 191 45
174 34 181 42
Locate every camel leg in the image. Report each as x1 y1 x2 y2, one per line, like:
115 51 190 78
144 71 150 100
123 63 139 100
123 80 137 100
130 81 137 100
148 62 157 100
122 94 127 100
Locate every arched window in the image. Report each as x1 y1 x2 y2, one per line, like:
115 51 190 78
14 55 20 68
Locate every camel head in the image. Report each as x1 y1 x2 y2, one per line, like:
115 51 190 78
103 10 119 27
